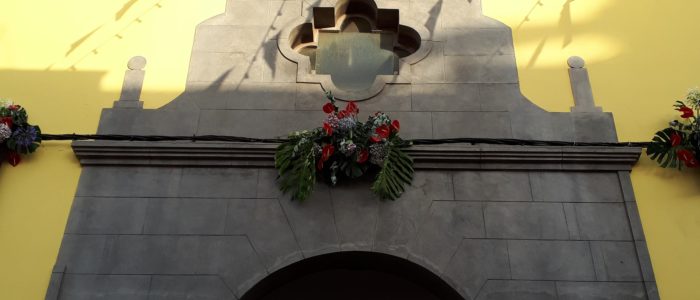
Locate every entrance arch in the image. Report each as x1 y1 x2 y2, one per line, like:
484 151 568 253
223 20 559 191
241 251 465 300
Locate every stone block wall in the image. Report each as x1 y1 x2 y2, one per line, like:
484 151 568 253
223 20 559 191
47 167 657 299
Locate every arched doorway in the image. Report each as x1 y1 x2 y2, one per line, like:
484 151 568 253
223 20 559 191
241 251 465 300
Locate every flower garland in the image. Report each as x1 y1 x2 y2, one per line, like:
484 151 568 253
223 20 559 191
275 93 414 201
648 88 700 169
0 99 42 167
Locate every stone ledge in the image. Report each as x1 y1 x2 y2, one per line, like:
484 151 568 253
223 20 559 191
72 141 641 171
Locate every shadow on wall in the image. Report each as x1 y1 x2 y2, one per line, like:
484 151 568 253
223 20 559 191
0 69 178 133
425 0 444 35
498 0 628 72
1 0 641 132
181 0 626 100
45 0 627 103
48 0 165 72
512 0 584 69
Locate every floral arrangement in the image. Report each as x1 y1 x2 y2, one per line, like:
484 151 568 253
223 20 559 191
0 99 42 167
648 88 700 169
275 93 414 201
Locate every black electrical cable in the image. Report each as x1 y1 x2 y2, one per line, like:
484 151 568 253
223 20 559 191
40 134 288 144
39 134 651 148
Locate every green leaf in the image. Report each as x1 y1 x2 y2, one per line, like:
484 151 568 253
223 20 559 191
275 135 317 201
350 164 364 178
646 127 682 169
371 144 415 200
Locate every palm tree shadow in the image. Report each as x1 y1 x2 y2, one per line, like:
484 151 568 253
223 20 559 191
116 0 140 21
516 0 544 32
559 0 574 48
526 37 548 68
264 36 279 80
65 26 103 57
424 0 443 37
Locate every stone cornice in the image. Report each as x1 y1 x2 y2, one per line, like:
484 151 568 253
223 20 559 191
72 141 642 171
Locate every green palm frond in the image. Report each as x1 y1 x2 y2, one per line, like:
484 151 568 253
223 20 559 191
371 143 414 200
275 140 316 201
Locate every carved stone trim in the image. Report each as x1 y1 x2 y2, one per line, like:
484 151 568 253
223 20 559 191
72 141 641 171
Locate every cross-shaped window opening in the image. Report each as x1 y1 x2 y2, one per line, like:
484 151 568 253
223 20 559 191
290 0 421 93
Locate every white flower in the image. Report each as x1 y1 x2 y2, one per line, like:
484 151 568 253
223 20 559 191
0 99 12 108
325 114 340 128
370 113 391 128
687 88 700 108
0 123 11 141
340 140 357 156
337 117 357 132
369 143 388 165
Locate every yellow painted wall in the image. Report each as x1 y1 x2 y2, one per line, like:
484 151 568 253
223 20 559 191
0 0 698 299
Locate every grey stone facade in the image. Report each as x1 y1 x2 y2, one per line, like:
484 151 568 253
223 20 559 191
46 0 658 299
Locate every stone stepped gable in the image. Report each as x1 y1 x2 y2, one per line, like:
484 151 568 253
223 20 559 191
46 1 659 299
99 0 615 143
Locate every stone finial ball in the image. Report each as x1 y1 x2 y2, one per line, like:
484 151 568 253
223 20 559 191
127 56 147 70
567 56 585 69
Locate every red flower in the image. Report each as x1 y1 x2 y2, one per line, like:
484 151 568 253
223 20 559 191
323 103 336 114
391 120 400 133
677 149 692 161
370 136 382 143
677 149 699 168
0 117 12 128
345 101 359 115
7 152 21 167
323 123 333 136
357 149 369 164
8 105 19 111
671 132 682 147
338 111 347 119
317 144 335 170
375 125 390 139
678 105 694 118
322 144 335 162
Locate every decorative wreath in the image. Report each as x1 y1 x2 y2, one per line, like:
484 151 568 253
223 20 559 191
648 88 700 169
275 93 414 201
0 99 42 167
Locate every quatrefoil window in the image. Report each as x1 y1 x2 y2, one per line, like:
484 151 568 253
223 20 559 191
278 0 431 100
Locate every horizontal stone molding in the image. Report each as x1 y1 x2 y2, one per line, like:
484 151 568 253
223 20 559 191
72 141 641 171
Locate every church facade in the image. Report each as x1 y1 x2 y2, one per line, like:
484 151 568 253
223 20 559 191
46 1 658 299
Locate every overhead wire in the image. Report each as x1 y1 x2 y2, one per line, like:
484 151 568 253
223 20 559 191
39 134 651 148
